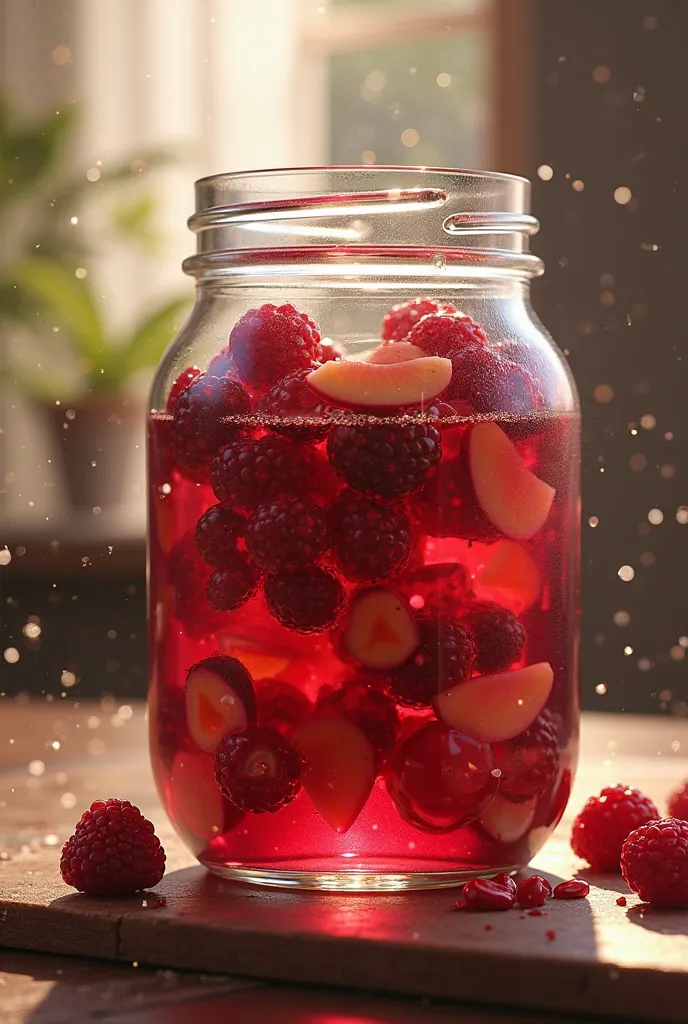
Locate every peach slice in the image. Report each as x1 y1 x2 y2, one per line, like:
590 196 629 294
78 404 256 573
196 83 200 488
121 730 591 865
469 422 555 540
169 750 228 844
307 355 452 410
475 539 542 613
479 794 537 844
363 341 426 364
291 716 375 833
185 655 256 753
434 662 554 744
341 589 419 670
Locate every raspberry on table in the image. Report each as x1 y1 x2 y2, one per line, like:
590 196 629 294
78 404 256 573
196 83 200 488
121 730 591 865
255 678 313 736
245 497 330 572
264 565 345 634
667 780 688 820
214 726 302 813
381 298 457 343
315 681 400 763
386 614 476 708
405 313 488 359
460 601 526 674
327 418 442 500
258 367 336 443
206 555 263 612
621 818 688 907
492 710 559 802
166 366 201 412
571 784 660 871
60 798 166 896
172 373 251 481
228 303 321 390
328 490 413 583
211 436 314 511
194 504 246 566
445 345 543 415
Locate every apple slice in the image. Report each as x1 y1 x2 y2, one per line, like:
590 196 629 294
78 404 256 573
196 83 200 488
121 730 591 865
291 717 375 833
479 794 537 843
469 422 555 540
475 539 542 613
341 589 419 670
434 662 554 743
185 655 257 753
307 355 452 411
364 341 426 364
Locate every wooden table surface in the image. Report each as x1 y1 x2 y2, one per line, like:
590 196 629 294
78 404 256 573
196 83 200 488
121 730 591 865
1 703 687 1024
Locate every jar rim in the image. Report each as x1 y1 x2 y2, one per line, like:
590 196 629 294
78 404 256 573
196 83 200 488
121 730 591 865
195 164 530 189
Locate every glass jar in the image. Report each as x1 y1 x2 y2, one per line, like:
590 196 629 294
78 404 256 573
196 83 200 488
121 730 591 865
148 167 580 891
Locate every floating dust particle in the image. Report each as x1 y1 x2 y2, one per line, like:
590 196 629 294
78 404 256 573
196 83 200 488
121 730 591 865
624 646 634 656
588 516 599 527
648 508 664 525
87 738 106 756
4 648 19 664
0 549 11 566
640 414 656 430
660 464 675 479
43 834 59 847
670 646 685 662
640 552 655 567
572 179 584 191
60 670 77 687
613 610 630 627
60 793 76 809
671 740 681 752
436 72 452 88
596 683 608 695
592 65 611 83
630 454 647 471
594 384 614 403
618 565 635 582
118 705 133 720
638 658 652 672
28 760 45 777
400 128 420 148
673 701 688 717
614 186 632 205
679 637 688 648
677 507 688 525
537 164 554 181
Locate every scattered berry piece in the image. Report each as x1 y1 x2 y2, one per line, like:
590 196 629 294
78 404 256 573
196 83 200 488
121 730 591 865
246 497 330 572
571 785 659 872
194 504 245 566
173 373 250 481
387 614 475 708
668 780 688 820
185 655 257 753
616 895 627 907
258 368 336 443
206 555 263 612
229 303 320 389
492 710 559 801
327 419 442 500
329 491 413 583
255 679 312 736
621 818 688 907
315 681 400 764
462 877 515 911
553 879 590 900
264 565 345 634
381 298 457 343
460 601 526 675
211 436 313 511
60 799 165 896
491 872 517 894
528 909 545 917
167 366 201 412
405 312 487 358
214 726 302 813
515 875 550 908
485 923 493 931
546 930 556 941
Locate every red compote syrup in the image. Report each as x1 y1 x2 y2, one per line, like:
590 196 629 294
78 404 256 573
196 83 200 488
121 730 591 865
149 302 578 888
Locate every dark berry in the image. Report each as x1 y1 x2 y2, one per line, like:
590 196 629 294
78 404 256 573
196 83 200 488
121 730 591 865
413 454 499 542
194 504 245 566
381 298 457 343
259 368 336 443
460 601 526 674
493 710 560 802
211 436 313 511
214 726 302 813
327 418 441 500
386 614 476 708
264 565 345 634
173 373 250 481
315 681 400 763
329 490 413 583
167 366 201 412
207 346 236 378
170 534 227 637
445 345 544 415
399 561 474 617
255 679 313 736
206 555 263 611
229 303 320 390
245 498 330 572
405 313 487 358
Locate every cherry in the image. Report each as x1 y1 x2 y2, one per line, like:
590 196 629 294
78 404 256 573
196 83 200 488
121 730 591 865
515 875 551 907
461 877 516 911
553 879 590 900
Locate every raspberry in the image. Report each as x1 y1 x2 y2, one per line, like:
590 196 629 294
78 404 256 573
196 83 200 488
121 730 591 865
60 799 166 895
170 534 227 637
173 373 250 481
206 555 263 612
315 681 400 763
207 346 236 378
445 346 543 415
327 418 442 500
316 338 344 363
571 785 660 871
214 726 302 813
258 368 336 443
194 504 245 566
412 455 499 542
167 366 201 412
460 601 526 674
405 313 487 358
381 298 457 343
493 711 559 802
245 498 330 572
668 780 688 820
621 819 688 907
229 303 321 389
386 614 476 708
264 565 345 634
329 491 413 583
211 436 314 511
255 679 312 735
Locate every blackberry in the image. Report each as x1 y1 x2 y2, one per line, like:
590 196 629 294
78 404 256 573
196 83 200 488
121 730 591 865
246 497 330 572
329 490 413 583
194 504 245 566
172 373 250 480
264 565 345 634
460 601 526 674
259 368 336 443
327 418 441 500
211 436 313 511
493 710 560 801
214 726 302 813
206 555 263 612
387 614 476 708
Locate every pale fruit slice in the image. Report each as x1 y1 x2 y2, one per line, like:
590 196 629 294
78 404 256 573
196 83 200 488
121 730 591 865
185 655 256 753
363 341 425 365
469 422 555 540
479 794 537 843
307 355 452 410
291 717 375 833
475 540 542 613
169 750 228 843
217 634 292 679
342 589 419 670
434 662 554 744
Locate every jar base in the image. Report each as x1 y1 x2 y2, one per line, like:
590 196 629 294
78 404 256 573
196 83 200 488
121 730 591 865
202 856 521 891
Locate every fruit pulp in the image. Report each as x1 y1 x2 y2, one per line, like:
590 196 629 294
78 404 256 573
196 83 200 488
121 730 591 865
149 405 578 889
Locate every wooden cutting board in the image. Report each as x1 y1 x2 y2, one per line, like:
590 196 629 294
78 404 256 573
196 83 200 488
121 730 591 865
2 706 688 1023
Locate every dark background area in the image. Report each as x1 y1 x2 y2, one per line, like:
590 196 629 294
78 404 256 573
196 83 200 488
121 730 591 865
2 0 687 716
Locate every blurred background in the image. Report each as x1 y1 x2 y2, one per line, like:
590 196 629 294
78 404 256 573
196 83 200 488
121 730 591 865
1 0 685 717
